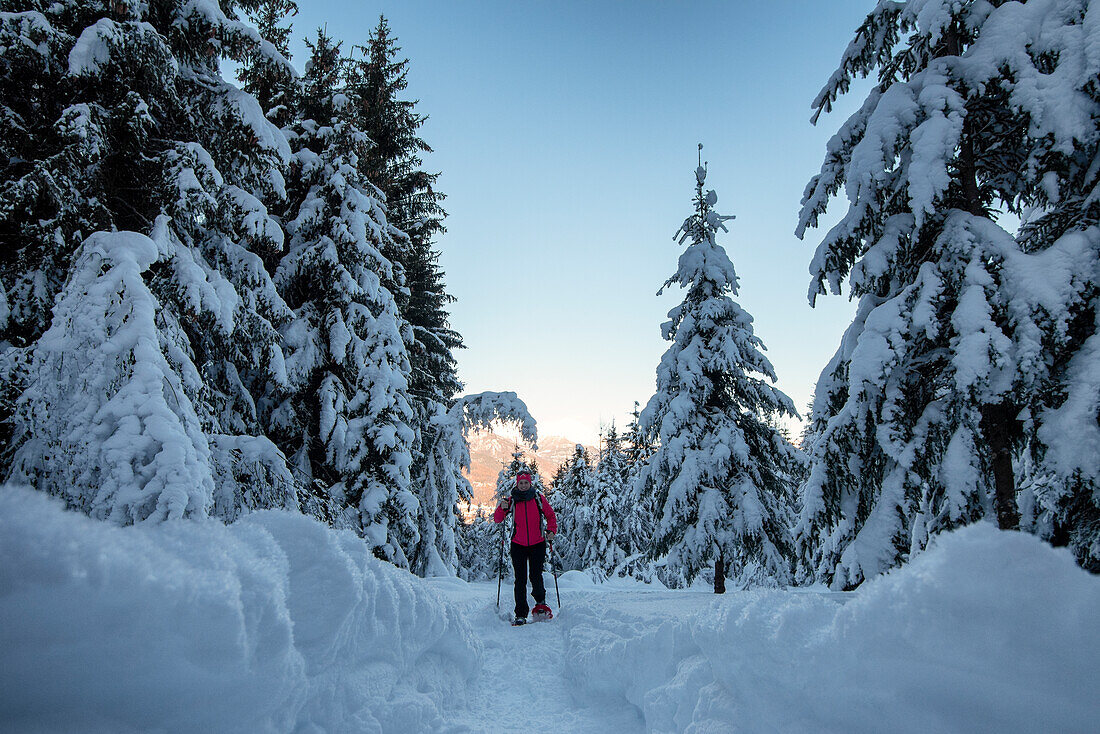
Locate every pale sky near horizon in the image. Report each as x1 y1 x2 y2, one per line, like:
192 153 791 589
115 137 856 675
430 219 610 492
282 1 874 444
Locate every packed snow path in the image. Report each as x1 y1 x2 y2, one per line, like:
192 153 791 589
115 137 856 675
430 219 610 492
425 574 731 733
424 544 1100 734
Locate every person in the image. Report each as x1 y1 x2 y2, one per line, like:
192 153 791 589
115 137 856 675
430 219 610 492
494 471 557 625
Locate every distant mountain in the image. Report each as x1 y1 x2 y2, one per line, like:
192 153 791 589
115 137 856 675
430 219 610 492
463 431 598 505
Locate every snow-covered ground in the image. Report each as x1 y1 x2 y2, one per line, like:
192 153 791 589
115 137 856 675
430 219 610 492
2 485 1098 733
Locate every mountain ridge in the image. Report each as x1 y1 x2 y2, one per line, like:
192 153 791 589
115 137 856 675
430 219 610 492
463 431 598 504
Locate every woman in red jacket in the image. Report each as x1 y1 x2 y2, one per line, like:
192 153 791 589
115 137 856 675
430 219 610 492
494 472 557 625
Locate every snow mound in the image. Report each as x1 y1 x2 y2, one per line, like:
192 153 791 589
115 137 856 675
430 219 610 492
563 524 1100 733
556 569 598 588
0 487 480 733
3 487 1096 733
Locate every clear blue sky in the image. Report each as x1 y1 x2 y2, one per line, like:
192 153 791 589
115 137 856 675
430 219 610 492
283 1 873 444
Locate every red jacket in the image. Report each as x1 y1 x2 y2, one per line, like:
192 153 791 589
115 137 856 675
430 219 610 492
494 494 557 546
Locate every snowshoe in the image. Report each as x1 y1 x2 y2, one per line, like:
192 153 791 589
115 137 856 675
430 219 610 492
531 603 553 622
511 617 527 626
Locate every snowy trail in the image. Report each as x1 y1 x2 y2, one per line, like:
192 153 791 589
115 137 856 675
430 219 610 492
425 574 725 733
448 604 644 732
424 561 1100 734
4 493 1098 733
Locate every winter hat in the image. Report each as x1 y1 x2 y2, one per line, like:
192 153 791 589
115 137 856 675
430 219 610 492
516 472 532 483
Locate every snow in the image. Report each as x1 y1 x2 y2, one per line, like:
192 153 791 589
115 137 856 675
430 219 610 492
220 80 292 164
1038 309 1100 485
12 231 214 523
0 487 478 734
150 216 239 337
908 72 964 227
3 485 1097 733
67 18 121 76
68 18 165 78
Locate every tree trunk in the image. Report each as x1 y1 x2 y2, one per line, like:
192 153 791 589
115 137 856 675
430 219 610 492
714 553 726 594
981 402 1021 530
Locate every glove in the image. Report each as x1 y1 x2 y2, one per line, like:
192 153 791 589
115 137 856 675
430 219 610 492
545 532 556 543
500 497 512 509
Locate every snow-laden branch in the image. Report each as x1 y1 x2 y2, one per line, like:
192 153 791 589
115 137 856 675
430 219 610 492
447 391 538 449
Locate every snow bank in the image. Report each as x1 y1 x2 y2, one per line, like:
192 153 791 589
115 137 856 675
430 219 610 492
0 487 480 734
4 486 1095 733
563 524 1100 733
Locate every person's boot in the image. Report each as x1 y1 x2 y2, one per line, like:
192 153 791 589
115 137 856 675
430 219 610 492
532 603 553 621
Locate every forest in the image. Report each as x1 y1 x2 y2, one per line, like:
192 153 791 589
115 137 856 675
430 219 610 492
2 0 1098 596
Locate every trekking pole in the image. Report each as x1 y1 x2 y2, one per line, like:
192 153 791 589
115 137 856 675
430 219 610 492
549 543 561 609
495 520 506 611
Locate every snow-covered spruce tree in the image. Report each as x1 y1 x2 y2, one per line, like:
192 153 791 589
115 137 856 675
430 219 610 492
549 461 567 500
581 424 628 576
0 3 108 349
347 15 458 401
550 443 597 571
456 506 498 581
621 402 657 555
3 1 299 518
638 159 800 591
347 15 447 300
271 30 419 563
13 232 214 521
414 391 536 577
795 0 1100 586
618 403 662 579
547 449 574 565
1011 3 1100 574
528 456 545 484
236 0 299 130
347 17 467 573
0 2 98 440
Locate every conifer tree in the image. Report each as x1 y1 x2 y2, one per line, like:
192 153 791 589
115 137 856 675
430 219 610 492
349 21 461 409
3 0 299 518
549 462 568 501
638 157 800 591
621 401 658 558
1011 2 1100 574
456 506 498 581
1 3 106 348
13 231 215 522
347 16 446 277
582 424 628 575
272 29 418 562
237 0 299 128
344 15 473 575
796 0 1100 585
551 444 597 570
347 15 459 399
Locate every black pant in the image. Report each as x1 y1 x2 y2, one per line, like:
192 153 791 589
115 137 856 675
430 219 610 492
510 541 546 618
